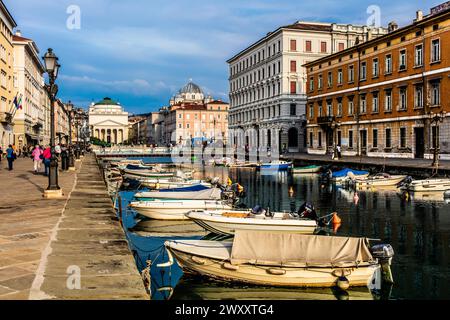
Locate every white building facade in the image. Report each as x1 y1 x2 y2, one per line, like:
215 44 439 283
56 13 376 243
89 97 129 144
227 21 387 157
12 31 46 148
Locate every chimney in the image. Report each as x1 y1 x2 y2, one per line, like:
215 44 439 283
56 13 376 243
388 21 398 32
416 10 424 22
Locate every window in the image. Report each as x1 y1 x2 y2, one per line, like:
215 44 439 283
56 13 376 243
415 45 423 66
360 95 367 114
290 104 297 116
327 101 333 116
360 62 367 80
337 69 343 84
338 42 345 51
305 40 312 52
309 77 314 91
372 93 379 113
337 101 343 117
431 126 440 149
348 99 354 116
385 90 392 111
348 65 354 82
399 50 407 70
385 128 392 148
290 81 297 94
318 75 323 89
349 130 354 149
414 85 423 108
327 72 333 87
318 131 322 147
309 104 314 118
399 87 407 110
320 42 327 53
318 104 323 117
372 58 379 77
290 39 297 51
373 129 378 148
431 81 441 106
290 60 297 72
400 128 406 148
309 132 313 147
431 39 440 62
385 54 392 74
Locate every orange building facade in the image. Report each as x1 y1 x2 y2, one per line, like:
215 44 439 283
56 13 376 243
305 4 450 160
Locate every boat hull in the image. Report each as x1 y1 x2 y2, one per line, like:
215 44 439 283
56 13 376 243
293 166 321 174
402 179 450 192
354 176 407 189
186 211 317 236
167 247 380 288
131 202 232 220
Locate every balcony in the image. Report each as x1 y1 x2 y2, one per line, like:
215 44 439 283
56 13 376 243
0 111 13 125
317 116 335 126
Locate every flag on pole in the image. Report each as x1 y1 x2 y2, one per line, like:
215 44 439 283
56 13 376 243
13 94 23 110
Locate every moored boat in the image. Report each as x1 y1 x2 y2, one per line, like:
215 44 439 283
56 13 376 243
293 165 322 174
400 178 450 192
162 231 394 289
140 179 211 190
331 168 369 183
259 161 292 171
130 199 233 220
135 188 222 201
185 209 317 236
351 173 407 189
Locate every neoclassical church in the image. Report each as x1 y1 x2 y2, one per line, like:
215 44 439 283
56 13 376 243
89 97 129 144
169 80 214 106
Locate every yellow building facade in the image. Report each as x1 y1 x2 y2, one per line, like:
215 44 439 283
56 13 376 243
0 1 17 149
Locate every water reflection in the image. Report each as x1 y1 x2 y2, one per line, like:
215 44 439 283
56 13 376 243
119 165 450 300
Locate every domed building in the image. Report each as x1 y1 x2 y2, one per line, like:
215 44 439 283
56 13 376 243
170 80 213 106
89 97 129 144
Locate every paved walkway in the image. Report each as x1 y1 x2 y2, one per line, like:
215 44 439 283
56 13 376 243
0 155 148 300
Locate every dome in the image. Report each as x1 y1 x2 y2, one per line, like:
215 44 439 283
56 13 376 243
94 97 120 106
179 81 203 95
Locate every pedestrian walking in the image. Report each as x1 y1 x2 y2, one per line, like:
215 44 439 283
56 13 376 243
43 145 52 176
31 145 44 173
6 145 15 171
61 145 69 171
337 145 342 160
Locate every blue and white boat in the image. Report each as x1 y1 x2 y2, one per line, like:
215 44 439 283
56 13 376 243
332 168 369 183
259 161 293 171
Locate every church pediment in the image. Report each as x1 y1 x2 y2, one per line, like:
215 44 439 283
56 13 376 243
91 119 127 127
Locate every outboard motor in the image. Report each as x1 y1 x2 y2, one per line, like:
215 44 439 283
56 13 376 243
370 244 395 284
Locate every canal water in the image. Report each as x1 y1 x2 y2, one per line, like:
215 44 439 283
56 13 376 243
116 159 450 300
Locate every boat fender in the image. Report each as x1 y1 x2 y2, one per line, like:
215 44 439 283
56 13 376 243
337 276 350 291
222 262 240 271
191 256 207 265
267 268 286 276
332 213 342 225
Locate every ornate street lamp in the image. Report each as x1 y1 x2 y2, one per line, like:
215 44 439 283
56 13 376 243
42 48 62 197
430 110 445 169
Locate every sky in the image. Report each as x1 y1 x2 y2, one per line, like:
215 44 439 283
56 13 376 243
5 0 443 114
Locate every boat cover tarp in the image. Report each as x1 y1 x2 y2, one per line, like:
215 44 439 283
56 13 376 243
137 188 221 200
230 231 374 268
333 168 368 178
159 184 211 192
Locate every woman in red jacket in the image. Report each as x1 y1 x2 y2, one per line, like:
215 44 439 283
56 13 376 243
43 146 52 176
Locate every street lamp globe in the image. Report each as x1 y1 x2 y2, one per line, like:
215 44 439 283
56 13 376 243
43 48 58 76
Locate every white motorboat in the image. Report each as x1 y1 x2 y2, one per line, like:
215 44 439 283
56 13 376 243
400 178 450 192
162 231 394 289
134 188 222 201
259 161 292 171
352 173 407 189
130 199 232 220
140 179 211 190
185 210 317 236
292 165 322 174
122 168 175 178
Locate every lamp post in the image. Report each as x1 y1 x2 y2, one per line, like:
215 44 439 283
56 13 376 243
42 48 62 198
430 111 445 169
67 101 75 170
